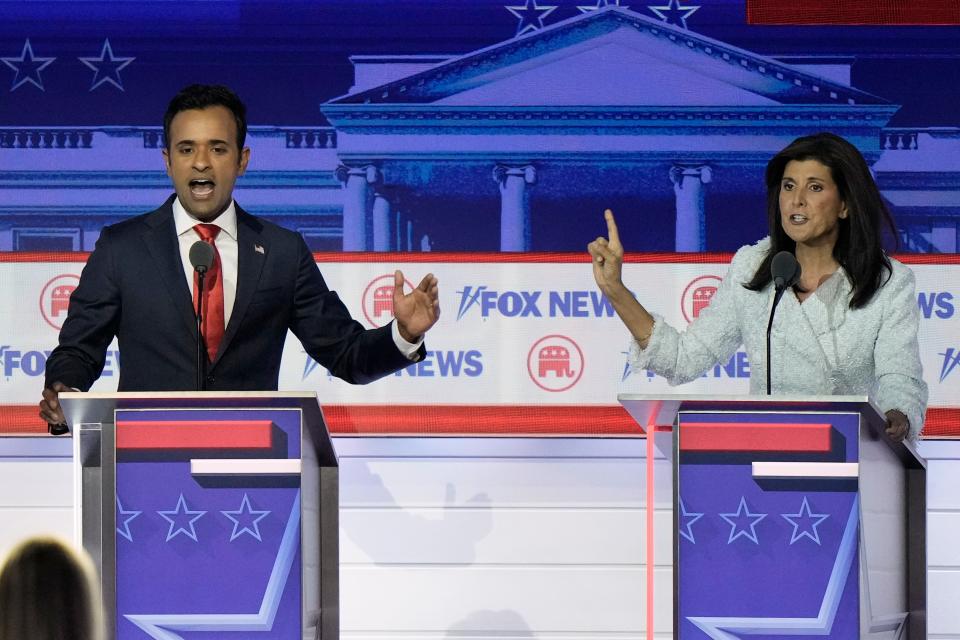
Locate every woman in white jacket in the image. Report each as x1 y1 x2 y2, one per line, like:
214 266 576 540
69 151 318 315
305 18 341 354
588 132 927 441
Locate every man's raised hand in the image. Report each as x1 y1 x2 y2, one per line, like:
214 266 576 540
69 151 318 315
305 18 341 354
393 270 440 343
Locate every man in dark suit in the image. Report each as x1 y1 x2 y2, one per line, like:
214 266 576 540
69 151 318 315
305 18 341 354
39 84 439 426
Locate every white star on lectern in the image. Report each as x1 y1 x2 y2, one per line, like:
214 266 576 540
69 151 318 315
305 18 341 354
719 496 767 544
222 494 271 542
678 498 704 543
578 0 629 13
78 39 135 91
781 496 830 545
116 496 142 542
648 0 701 29
157 494 207 542
505 0 558 37
1 39 55 91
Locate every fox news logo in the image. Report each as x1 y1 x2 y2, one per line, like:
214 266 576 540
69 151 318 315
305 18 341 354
455 286 614 320
361 274 413 328
526 335 584 392
918 291 954 320
681 275 722 324
940 347 960 383
395 350 483 377
0 346 119 378
623 350 751 382
303 349 483 380
40 274 80 330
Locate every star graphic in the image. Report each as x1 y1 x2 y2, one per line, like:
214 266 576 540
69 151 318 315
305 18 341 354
1 39 55 92
781 496 830 545
78 39 134 92
116 495 142 542
578 0 629 13
505 0 558 37
157 494 207 542
686 497 902 638
222 494 271 542
648 0 701 29
126 491 302 639
678 498 704 543
719 496 767 544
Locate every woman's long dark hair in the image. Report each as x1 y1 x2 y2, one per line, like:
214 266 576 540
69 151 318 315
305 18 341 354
0 537 104 640
744 132 898 309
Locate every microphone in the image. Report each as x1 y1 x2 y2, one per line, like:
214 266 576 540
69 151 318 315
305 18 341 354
189 240 215 274
766 251 801 395
771 250 801 289
189 240 215 391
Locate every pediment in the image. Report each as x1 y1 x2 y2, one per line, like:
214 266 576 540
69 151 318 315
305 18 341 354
436 34 778 107
327 7 887 109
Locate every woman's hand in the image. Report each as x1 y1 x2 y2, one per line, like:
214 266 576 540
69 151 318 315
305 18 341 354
884 409 910 442
587 209 626 296
586 209 656 346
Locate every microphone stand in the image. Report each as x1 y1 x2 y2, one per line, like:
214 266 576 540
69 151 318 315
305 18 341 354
196 266 208 392
766 283 788 395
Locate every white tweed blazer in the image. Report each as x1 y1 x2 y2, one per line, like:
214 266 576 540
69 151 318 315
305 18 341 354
630 237 928 439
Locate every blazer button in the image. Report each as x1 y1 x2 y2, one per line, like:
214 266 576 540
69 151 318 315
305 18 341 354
205 375 215 386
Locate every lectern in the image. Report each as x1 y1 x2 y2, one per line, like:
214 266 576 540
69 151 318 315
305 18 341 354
620 394 926 639
62 391 339 640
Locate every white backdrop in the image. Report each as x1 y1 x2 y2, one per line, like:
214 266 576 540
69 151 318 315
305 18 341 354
1 255 956 425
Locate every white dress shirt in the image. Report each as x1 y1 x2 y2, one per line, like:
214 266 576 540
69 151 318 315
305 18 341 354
172 197 422 359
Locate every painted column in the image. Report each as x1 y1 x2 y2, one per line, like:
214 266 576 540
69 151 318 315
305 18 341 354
670 164 712 252
493 164 537 252
372 187 393 251
335 164 378 251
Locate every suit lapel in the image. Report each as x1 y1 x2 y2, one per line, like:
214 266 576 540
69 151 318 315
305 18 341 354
213 206 267 366
142 200 199 341
785 272 853 385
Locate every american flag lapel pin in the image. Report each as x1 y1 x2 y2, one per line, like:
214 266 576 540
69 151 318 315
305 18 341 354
254 244 265 255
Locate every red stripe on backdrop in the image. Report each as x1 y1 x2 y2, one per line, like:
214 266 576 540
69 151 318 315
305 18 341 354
747 0 960 24
1 406 48 434
4 405 959 437
323 405 645 435
919 408 960 437
0 252 89 263
679 422 832 452
308 252 741 264
2 405 644 436
895 253 960 265
0 251 736 264
115 421 274 449
3 251 959 264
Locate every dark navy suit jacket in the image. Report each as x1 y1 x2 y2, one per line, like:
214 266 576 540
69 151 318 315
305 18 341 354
45 196 416 391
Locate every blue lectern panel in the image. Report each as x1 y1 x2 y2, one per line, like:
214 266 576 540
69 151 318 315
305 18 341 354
113 408 303 639
677 411 861 639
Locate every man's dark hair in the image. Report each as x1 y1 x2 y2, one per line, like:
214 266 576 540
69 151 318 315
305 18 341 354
743 131 898 309
163 84 247 152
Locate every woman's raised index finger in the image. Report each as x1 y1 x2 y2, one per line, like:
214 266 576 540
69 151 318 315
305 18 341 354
604 209 620 243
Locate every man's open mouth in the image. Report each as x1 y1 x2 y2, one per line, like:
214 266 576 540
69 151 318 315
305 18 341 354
189 179 215 197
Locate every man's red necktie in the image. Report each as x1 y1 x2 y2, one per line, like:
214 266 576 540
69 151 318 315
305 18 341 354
192 224 225 362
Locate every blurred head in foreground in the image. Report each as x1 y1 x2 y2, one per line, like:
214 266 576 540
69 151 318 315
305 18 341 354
0 536 104 640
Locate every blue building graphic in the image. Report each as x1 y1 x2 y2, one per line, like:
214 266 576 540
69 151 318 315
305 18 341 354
0 3 957 253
